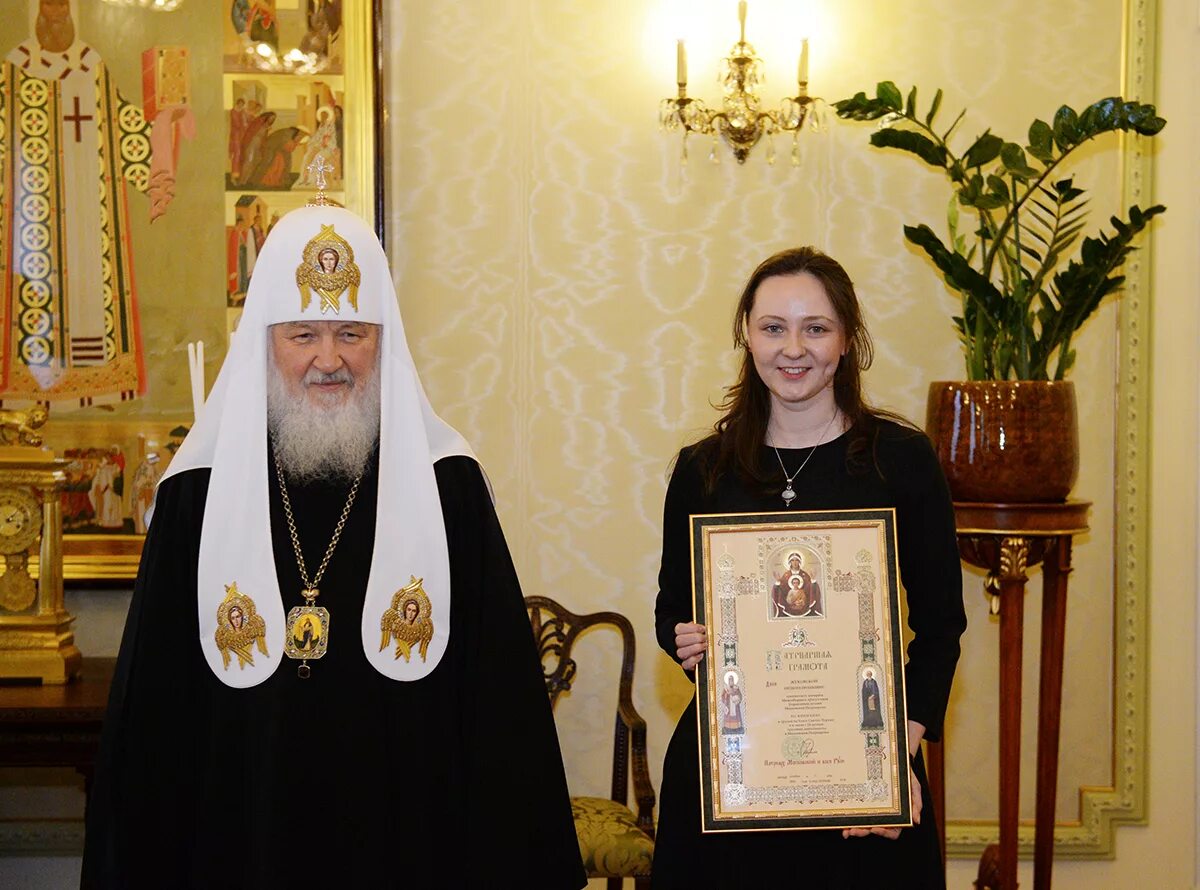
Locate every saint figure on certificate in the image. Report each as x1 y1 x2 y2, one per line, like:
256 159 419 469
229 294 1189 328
771 550 823 618
860 668 885 730
721 671 744 735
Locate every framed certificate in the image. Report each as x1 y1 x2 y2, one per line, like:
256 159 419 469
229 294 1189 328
691 508 911 832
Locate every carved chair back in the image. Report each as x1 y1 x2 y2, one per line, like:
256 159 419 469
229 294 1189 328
525 595 655 838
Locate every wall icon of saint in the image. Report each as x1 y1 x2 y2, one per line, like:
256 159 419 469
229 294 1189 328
131 443 164 534
230 0 279 52
299 0 343 57
62 445 130 532
87 446 126 530
227 195 268 306
227 80 314 191
1 0 193 408
297 93 342 189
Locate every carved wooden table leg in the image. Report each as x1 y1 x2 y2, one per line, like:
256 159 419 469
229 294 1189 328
1033 536 1072 890
954 502 1090 890
976 844 1002 890
996 536 1029 890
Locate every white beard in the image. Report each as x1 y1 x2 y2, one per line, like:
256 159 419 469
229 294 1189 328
266 359 381 484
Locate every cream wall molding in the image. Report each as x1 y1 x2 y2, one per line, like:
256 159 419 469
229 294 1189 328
944 0 1156 859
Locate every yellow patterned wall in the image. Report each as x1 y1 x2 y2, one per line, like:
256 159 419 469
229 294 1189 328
381 0 1175 870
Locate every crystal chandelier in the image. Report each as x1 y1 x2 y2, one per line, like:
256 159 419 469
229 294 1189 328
659 1 826 166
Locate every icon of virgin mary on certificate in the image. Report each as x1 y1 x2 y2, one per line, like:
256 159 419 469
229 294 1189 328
691 508 912 832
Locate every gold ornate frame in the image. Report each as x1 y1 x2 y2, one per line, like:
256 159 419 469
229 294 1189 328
944 0 1155 859
691 510 911 833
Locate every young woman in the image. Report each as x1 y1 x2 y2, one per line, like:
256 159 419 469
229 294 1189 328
652 247 966 889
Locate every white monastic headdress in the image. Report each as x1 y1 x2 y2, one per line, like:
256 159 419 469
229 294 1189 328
163 204 475 687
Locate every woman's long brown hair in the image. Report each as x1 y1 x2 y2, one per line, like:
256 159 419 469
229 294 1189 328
697 246 909 492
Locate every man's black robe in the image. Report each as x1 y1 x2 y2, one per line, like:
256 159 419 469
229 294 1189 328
82 455 586 889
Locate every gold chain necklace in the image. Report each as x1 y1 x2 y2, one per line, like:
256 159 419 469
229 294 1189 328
273 453 365 678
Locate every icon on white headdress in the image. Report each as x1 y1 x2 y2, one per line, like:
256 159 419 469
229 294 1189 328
296 223 361 313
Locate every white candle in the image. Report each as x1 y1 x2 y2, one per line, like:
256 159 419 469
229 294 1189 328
187 340 205 421
798 37 809 84
676 38 687 85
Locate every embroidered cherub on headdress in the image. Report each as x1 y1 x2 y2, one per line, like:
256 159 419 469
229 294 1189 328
295 223 361 314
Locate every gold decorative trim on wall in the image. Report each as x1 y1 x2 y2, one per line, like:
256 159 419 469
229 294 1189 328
944 0 1155 859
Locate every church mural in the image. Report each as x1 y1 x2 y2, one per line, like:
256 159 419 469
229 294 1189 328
224 75 347 330
0 0 194 409
225 77 343 191
0 1 379 580
222 0 345 75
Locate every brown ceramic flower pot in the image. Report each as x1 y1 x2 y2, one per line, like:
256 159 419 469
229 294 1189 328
925 381 1079 503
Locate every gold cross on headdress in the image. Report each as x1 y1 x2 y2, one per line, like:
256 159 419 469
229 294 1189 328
306 155 335 206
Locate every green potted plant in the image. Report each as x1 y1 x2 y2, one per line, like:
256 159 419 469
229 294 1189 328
834 83 1165 501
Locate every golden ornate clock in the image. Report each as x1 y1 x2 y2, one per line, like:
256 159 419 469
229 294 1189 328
0 487 42 612
0 443 80 683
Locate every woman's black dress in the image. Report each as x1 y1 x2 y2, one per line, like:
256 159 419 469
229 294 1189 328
652 421 966 889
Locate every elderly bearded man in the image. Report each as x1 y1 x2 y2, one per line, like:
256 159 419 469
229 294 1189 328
81 204 586 889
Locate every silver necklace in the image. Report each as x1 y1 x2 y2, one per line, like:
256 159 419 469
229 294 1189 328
772 411 839 507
